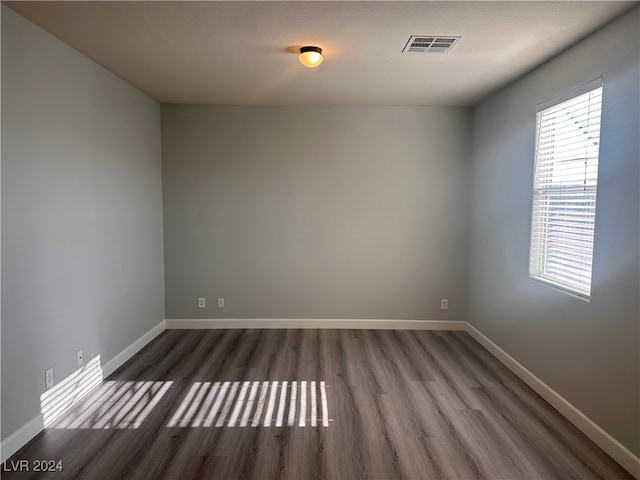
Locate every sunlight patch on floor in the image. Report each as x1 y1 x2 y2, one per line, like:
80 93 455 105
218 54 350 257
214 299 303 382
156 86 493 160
46 379 173 429
168 380 331 428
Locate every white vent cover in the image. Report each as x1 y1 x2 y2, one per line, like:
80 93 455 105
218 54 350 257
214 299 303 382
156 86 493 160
402 35 461 53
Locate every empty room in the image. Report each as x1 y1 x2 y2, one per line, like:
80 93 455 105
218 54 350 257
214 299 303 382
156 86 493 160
1 1 639 479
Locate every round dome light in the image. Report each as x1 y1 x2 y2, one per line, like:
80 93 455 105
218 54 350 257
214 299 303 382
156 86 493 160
298 46 323 68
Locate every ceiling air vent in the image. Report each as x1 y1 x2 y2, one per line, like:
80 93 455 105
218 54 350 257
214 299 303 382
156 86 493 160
402 35 461 54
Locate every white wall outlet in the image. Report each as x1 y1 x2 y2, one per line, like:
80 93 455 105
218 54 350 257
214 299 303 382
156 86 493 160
198 297 206 309
77 350 84 368
45 368 54 389
441 298 449 310
217 297 224 308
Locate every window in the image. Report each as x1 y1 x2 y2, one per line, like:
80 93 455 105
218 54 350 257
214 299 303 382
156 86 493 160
529 78 603 299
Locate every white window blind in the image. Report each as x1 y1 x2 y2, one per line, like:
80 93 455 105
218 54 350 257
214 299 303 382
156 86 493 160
529 79 603 299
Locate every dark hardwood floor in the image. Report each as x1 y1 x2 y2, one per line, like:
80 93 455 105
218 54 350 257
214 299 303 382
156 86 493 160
2 329 633 479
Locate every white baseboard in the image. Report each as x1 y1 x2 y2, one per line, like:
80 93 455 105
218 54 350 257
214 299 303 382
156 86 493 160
0 319 166 463
165 318 467 330
0 415 44 464
102 320 166 378
465 322 640 479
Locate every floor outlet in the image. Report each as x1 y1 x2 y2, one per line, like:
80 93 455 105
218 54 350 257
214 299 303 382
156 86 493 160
45 368 54 389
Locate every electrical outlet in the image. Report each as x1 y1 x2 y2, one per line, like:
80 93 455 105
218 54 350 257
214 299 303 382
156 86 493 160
217 298 224 308
198 297 206 309
440 299 449 310
45 368 54 389
77 350 84 368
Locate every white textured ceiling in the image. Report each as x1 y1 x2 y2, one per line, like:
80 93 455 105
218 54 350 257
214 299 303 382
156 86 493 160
5 1 636 105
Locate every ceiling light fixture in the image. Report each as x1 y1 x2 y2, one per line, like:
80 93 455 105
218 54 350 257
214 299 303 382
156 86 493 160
298 46 323 68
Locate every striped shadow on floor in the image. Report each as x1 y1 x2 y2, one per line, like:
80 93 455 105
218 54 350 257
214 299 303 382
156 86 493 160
167 380 331 428
49 381 174 430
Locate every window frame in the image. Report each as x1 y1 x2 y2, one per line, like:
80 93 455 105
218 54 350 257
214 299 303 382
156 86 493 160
528 78 604 300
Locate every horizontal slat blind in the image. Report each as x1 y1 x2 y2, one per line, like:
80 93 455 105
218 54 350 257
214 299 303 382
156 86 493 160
529 82 603 298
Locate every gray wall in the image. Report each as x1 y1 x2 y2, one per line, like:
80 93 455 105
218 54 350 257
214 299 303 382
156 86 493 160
162 105 471 320
468 8 639 455
1 6 165 439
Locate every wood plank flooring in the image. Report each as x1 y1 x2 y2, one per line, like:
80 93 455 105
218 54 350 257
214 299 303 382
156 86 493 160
2 329 633 479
